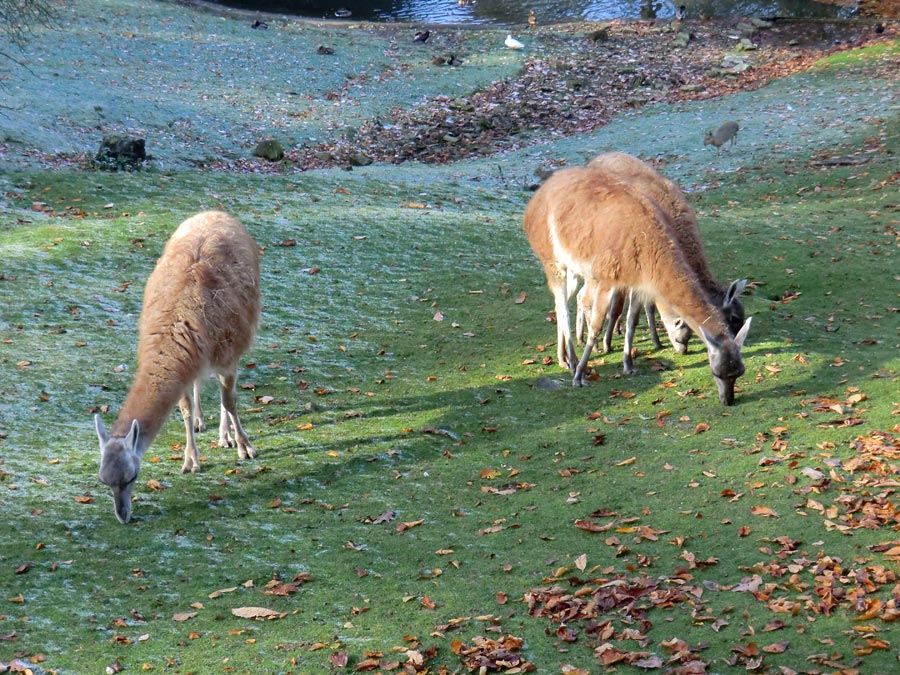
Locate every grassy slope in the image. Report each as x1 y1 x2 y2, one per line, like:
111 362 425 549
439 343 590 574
1 2 899 674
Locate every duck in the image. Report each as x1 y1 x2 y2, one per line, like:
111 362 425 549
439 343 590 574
316 45 335 55
447 53 462 66
414 29 431 42
334 7 352 18
674 4 686 20
251 20 268 29
528 10 536 28
505 34 525 50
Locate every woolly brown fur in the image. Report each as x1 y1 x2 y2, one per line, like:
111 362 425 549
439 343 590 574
113 211 259 442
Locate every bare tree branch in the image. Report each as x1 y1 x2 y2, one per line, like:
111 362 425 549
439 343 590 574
1 0 55 50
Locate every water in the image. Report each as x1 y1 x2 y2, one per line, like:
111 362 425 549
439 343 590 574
210 0 850 25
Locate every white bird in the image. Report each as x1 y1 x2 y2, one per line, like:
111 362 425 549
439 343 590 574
505 34 524 50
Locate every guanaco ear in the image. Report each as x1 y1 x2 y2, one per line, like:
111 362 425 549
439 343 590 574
723 279 748 307
733 317 752 349
95 414 110 450
125 419 142 456
698 325 719 349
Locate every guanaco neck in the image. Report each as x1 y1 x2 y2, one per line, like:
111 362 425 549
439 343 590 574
112 371 185 454
652 259 731 341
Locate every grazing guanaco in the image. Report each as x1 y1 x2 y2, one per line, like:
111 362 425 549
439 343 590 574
95 211 260 523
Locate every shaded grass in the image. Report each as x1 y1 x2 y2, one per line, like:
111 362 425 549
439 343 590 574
1 11 899 675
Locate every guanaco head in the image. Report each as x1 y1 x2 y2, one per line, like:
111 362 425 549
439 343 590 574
95 416 143 524
699 317 752 405
664 317 692 354
703 130 715 146
656 303 693 354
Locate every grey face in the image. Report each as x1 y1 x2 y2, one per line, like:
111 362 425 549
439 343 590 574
96 416 142 524
106 476 138 524
713 369 743 406
98 442 141 524
708 340 745 406
703 317 752 406
666 318 692 354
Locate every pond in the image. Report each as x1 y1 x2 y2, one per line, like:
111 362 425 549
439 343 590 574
208 0 852 26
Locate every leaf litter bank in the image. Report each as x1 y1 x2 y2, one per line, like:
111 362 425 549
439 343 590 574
294 20 896 170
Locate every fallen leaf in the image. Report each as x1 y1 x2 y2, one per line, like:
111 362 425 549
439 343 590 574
750 505 780 518
230 606 287 621
396 518 425 532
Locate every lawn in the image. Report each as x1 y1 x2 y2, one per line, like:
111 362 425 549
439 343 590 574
0 2 898 674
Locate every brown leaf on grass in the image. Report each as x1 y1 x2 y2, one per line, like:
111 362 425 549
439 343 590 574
172 611 197 622
634 655 664 668
762 641 789 653
262 573 313 596
574 519 615 533
396 518 425 532
329 651 349 667
452 634 535 672
561 665 591 675
750 505 780 518
595 643 630 665
514 291 527 304
208 586 238 599
353 657 382 671
231 606 287 620
357 510 396 525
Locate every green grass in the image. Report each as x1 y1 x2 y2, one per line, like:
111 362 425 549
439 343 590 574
1 4 899 674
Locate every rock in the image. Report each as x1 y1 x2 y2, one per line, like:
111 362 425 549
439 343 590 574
588 28 609 42
253 138 284 161
348 152 373 167
750 17 773 29
95 134 146 170
534 376 562 391
680 83 706 92
314 150 334 162
672 31 692 48
449 98 474 112
738 38 758 51
715 54 751 74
